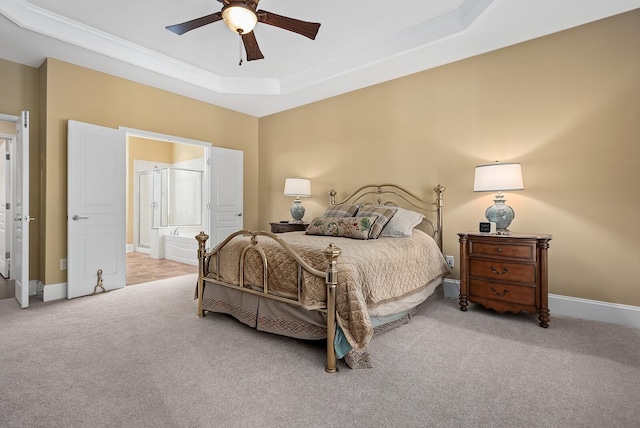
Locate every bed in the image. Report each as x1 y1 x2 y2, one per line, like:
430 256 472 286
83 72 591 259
195 184 449 372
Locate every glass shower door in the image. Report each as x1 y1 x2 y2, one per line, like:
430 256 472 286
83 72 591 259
138 172 153 248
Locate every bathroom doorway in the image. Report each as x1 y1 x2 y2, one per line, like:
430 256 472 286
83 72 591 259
126 133 205 285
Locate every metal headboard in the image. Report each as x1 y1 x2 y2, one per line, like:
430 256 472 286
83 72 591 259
329 184 447 251
328 184 446 251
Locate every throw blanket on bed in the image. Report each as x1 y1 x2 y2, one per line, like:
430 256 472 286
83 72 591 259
206 229 449 350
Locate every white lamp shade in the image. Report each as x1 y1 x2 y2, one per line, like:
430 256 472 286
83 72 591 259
474 162 524 192
284 178 311 197
222 4 258 34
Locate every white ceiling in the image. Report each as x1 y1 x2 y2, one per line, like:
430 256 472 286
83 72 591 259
1 0 639 117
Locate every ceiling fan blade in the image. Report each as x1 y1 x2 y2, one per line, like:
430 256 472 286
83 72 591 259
166 12 223 35
241 32 265 61
257 10 321 40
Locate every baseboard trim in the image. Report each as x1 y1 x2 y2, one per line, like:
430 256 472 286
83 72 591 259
42 282 67 302
549 294 640 329
164 254 198 266
35 278 640 329
29 279 41 296
442 279 639 329
443 278 460 299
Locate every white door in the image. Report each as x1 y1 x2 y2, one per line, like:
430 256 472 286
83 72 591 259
67 121 126 299
0 139 8 278
209 147 243 247
13 111 30 308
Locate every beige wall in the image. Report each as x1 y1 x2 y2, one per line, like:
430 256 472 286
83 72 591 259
0 58 41 280
42 58 259 285
1 11 639 307
0 121 15 133
258 10 640 306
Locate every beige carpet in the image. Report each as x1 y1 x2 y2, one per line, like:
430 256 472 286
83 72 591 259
1 275 639 427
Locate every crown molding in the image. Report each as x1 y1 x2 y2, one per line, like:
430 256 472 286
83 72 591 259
0 0 491 97
0 0 279 95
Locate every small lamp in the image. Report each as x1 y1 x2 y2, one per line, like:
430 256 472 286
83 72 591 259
284 178 311 224
474 162 524 234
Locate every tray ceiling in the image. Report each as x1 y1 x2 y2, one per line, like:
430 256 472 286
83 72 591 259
1 0 638 117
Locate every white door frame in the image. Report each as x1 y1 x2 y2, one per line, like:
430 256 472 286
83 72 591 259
0 112 30 308
0 133 15 279
0 118 18 278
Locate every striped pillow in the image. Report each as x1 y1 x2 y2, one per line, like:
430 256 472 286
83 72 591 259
356 206 397 238
322 203 361 218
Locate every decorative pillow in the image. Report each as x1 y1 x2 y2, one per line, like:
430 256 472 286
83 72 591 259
379 207 425 238
322 204 361 218
305 216 378 240
356 206 397 239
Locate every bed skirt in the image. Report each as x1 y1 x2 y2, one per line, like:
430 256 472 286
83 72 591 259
199 276 444 368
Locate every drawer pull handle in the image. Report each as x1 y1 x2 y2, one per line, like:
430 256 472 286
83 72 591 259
496 248 503 253
491 287 509 296
490 266 509 275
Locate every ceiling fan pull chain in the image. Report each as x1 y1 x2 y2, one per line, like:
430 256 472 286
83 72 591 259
238 34 243 66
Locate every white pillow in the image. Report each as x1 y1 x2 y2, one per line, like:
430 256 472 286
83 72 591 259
379 207 424 237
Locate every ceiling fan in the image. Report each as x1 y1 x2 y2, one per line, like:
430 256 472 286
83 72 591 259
165 0 321 62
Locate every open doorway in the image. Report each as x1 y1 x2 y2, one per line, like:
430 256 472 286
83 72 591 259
125 132 205 285
0 112 30 307
66 121 242 299
0 124 12 299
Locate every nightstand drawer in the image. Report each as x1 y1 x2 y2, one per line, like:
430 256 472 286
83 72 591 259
469 279 535 305
469 259 536 283
469 241 534 260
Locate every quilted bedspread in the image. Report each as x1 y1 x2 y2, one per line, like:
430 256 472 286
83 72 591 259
206 229 449 350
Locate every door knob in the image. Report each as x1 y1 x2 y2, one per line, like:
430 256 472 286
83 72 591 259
236 212 243 217
72 215 90 221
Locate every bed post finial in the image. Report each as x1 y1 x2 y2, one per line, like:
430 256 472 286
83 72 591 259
434 184 445 207
434 185 445 251
195 231 209 317
196 231 209 259
323 243 341 373
329 189 337 206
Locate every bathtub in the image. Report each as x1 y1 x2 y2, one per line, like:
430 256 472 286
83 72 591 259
162 234 199 266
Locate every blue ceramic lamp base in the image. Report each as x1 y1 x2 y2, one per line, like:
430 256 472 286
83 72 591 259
289 198 305 224
485 193 515 234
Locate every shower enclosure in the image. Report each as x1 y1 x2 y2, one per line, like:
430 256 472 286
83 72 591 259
137 167 203 249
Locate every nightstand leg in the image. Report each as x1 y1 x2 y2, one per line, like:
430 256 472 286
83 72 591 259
459 295 468 312
458 233 469 312
538 309 550 328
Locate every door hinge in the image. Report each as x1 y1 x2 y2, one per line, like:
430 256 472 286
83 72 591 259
23 111 28 128
5 252 9 259
206 158 211 165
5 203 9 209
5 154 9 160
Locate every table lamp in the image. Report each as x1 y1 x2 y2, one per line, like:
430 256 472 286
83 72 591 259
284 178 311 224
474 162 524 234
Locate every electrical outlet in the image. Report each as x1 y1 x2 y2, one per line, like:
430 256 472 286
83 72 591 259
445 255 454 268
60 258 67 270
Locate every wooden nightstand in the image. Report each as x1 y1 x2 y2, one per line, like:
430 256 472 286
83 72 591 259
269 222 308 233
458 232 552 327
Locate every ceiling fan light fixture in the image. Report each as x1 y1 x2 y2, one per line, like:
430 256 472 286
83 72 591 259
222 3 258 34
